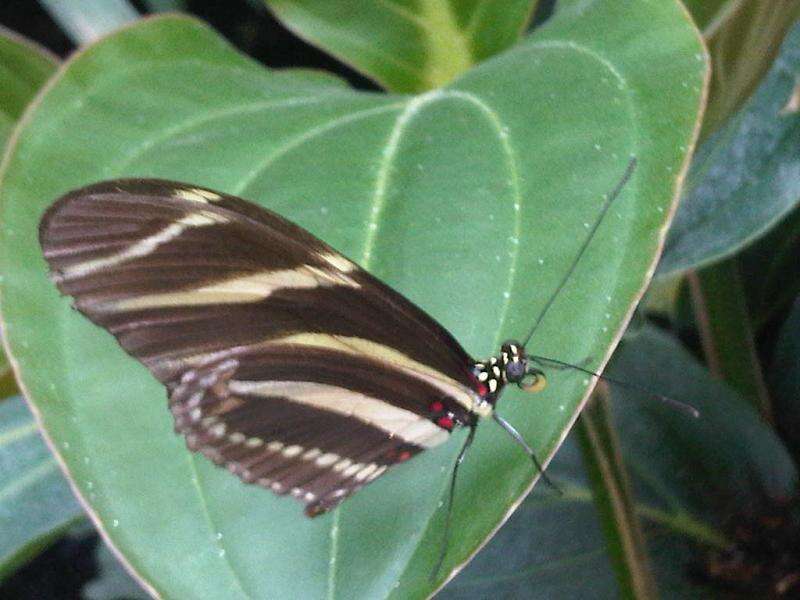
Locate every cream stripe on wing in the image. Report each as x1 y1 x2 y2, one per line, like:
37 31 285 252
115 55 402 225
161 332 489 416
105 253 360 311
57 211 229 281
173 187 223 203
268 333 491 416
227 379 450 448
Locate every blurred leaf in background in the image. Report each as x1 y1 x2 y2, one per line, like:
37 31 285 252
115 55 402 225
264 0 540 92
0 24 57 401
0 24 83 589
660 21 800 278
0 397 83 581
683 0 800 138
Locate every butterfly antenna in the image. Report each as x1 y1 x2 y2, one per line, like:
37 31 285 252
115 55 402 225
521 158 637 348
430 424 476 583
492 412 561 492
530 355 700 418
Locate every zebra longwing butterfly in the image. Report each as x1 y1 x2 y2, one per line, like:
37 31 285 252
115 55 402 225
38 161 635 518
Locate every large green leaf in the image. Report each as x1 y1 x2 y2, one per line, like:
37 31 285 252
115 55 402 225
0 5 706 598
659 21 800 277
445 325 796 597
0 397 83 581
265 0 539 92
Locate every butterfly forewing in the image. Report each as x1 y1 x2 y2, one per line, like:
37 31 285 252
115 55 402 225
39 179 480 515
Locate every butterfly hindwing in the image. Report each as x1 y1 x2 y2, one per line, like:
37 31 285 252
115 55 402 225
39 179 481 514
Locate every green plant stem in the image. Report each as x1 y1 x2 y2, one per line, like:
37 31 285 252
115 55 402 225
688 258 773 422
576 388 658 600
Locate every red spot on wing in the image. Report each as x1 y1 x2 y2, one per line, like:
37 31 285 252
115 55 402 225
437 416 454 430
429 400 444 413
468 371 489 398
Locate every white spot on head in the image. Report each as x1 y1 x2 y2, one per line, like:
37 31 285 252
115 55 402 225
304 492 317 502
267 441 284 452
210 423 226 437
228 432 245 444
245 437 263 448
190 408 202 421
271 482 283 492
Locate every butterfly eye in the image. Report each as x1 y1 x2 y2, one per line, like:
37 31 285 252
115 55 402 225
519 367 546 393
505 360 526 382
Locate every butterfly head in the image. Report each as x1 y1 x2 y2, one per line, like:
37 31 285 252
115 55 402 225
473 341 547 401
500 340 547 393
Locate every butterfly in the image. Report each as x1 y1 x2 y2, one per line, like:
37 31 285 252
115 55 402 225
38 161 636 520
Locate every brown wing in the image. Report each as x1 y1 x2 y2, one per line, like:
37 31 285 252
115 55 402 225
39 179 482 514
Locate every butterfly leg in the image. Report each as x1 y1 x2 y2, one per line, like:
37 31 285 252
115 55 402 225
430 424 476 582
492 413 562 494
